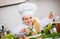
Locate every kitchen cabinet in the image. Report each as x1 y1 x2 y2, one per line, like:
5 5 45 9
0 0 25 6
55 23 60 33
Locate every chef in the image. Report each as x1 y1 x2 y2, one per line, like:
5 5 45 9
10 2 53 36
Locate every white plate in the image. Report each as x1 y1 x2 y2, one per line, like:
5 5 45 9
26 34 42 38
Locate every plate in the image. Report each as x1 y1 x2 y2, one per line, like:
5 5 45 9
26 34 42 38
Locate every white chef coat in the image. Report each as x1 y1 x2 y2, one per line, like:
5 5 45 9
10 18 53 35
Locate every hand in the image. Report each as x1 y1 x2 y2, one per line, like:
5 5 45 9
32 32 36 35
24 28 30 34
48 11 54 19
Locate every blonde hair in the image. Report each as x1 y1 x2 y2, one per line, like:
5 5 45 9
33 18 41 33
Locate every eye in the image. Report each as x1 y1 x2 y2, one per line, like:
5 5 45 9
30 17 32 19
25 18 28 20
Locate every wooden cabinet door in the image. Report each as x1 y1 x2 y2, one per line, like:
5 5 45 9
55 23 60 33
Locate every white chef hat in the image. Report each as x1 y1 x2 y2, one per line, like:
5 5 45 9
18 2 37 18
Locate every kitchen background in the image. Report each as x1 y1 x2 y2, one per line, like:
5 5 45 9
0 0 60 31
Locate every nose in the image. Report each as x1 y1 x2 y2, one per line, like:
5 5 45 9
28 18 31 23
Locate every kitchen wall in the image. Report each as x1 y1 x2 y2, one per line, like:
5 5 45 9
59 0 60 20
26 0 60 20
0 0 60 30
0 5 21 30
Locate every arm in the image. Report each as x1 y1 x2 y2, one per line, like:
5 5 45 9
40 18 53 28
39 12 54 30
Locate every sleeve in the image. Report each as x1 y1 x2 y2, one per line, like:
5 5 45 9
10 23 28 35
37 18 53 30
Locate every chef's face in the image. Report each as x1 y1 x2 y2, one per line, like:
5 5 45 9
22 15 33 26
